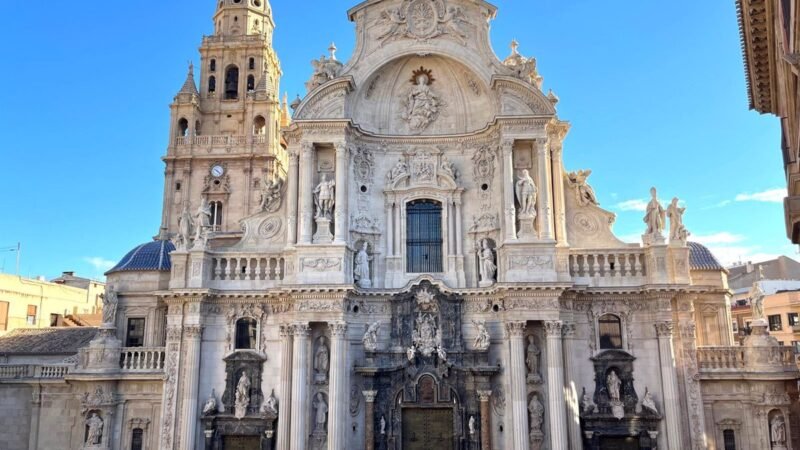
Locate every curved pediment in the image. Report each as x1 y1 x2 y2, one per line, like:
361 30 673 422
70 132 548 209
493 76 557 116
293 78 355 120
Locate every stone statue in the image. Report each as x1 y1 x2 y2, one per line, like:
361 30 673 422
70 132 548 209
641 387 658 415
401 69 443 133
567 170 599 206
440 155 457 179
528 393 544 432
194 197 212 241
387 158 408 183
606 370 622 402
580 387 598 414
362 322 380 352
86 412 104 445
643 187 665 237
469 415 476 435
306 45 343 92
478 239 497 285
515 169 538 218
176 203 194 250
412 313 440 357
101 289 118 326
771 415 787 445
666 197 689 243
313 393 328 432
436 345 447 362
525 335 541 382
406 345 416 361
259 176 285 213
313 174 336 219
234 373 251 419
354 242 372 288
751 282 766 321
263 389 278 415
473 320 490 351
202 389 218 416
380 415 386 435
314 341 330 381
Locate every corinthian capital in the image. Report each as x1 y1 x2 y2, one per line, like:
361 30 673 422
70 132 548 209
184 325 203 339
504 321 526 337
329 322 348 337
543 320 563 336
655 321 674 337
291 322 311 337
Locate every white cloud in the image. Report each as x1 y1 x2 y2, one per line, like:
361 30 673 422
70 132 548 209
692 232 745 245
703 246 782 267
734 188 787 203
83 257 115 272
615 199 648 212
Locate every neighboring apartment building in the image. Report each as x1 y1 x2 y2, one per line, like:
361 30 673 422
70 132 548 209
0 272 104 335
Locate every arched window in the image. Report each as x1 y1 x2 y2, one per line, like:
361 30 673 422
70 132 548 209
722 429 736 450
210 59 216 72
225 66 239 99
598 314 623 350
208 76 216 93
249 57 256 70
247 74 255 92
177 118 189 137
406 200 443 273
130 428 144 450
194 120 201 136
211 201 223 231
235 318 258 349
253 116 266 135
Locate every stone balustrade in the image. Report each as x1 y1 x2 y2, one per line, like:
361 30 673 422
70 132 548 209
173 134 268 152
120 347 166 372
0 364 71 380
569 249 646 286
202 34 269 44
209 254 286 289
697 346 796 373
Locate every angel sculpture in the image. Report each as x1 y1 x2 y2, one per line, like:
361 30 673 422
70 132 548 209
641 388 659 415
202 390 218 416
666 197 689 242
567 170 599 206
438 6 469 45
259 176 285 213
472 320 490 350
176 203 194 250
375 8 406 45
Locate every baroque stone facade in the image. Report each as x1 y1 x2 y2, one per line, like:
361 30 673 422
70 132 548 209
0 1 798 450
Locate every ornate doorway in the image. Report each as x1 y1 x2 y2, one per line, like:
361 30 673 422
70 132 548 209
599 436 639 450
402 408 453 450
223 435 260 450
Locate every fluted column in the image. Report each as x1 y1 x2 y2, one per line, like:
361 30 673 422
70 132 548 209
505 321 529 450
179 325 203 450
386 201 394 256
544 321 567 450
477 390 493 450
290 323 310 450
327 323 348 450
298 142 314 244
455 200 463 255
277 325 294 450
535 140 553 240
286 146 300 246
561 322 581 450
333 143 349 244
501 140 517 241
547 121 570 245
363 390 377 450
655 322 682 450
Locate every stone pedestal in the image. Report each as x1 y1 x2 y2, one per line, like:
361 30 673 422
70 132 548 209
78 326 122 373
642 233 665 246
517 216 537 240
313 218 334 243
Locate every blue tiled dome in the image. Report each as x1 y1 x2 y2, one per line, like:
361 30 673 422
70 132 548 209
106 240 175 274
688 242 725 271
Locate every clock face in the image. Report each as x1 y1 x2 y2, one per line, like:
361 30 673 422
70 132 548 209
211 165 224 177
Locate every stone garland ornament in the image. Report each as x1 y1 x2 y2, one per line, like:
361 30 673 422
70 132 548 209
349 386 361 417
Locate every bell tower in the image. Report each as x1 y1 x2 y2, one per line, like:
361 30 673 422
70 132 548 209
160 0 285 239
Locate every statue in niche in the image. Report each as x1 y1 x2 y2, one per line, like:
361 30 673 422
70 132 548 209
387 158 408 183
380 415 386 435
313 174 336 219
526 335 541 384
175 203 194 250
101 289 118 326
567 170 599 206
472 320 490 351
259 176 285 213
643 187 665 237
440 155 457 179
234 373 251 419
202 389 218 416
314 340 330 383
406 345 417 361
515 170 538 218
354 242 372 288
666 197 689 243
362 322 380 352
86 412 104 445
528 393 544 433
771 415 787 446
478 239 497 286
263 389 278 415
313 393 328 432
606 370 621 402
412 313 441 358
469 415 476 435
194 197 212 242
401 68 443 133
641 387 658 415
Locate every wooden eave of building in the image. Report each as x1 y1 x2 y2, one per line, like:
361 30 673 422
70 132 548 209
737 0 778 114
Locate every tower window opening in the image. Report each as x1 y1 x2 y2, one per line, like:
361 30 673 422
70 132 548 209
211 201 224 231
249 58 255 70
253 116 266 135
177 118 189 137
194 120 201 136
208 76 216 93
210 59 216 72
225 66 239 100
247 75 255 92
598 314 623 350
235 318 257 349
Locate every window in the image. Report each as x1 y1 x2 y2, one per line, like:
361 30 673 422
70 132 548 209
732 321 738 333
769 314 783 332
210 59 216 72
253 116 266 135
49 314 62 327
0 301 8 331
249 57 255 70
210 201 223 231
247 74 255 92
177 118 189 137
723 429 736 450
225 66 240 99
235 318 258 349
792 341 800 353
126 318 146 347
208 75 216 93
26 305 37 325
598 314 623 350
789 313 799 327
131 428 144 450
406 200 443 273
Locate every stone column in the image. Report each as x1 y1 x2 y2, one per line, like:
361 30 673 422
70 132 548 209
544 321 567 450
655 322 682 450
333 143 349 244
290 323 310 450
152 307 167 346
179 325 203 450
535 140 553 240
548 129 568 245
386 201 394 256
363 390 377 450
477 390 493 450
298 142 314 244
276 325 294 450
286 146 300 246
327 323 348 450
501 139 517 241
455 200 463 256
561 322 581 450
505 321 529 450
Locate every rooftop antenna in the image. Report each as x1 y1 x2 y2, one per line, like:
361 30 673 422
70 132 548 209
0 243 20 275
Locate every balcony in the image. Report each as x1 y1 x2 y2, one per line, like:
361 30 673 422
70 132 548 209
696 346 797 376
569 249 647 287
173 134 269 155
0 364 71 381
209 253 286 290
119 347 166 373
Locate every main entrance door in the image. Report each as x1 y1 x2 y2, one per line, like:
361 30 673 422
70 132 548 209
223 435 261 450
599 436 640 450
402 408 453 450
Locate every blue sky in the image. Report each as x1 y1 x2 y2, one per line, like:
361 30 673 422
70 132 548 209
0 0 794 280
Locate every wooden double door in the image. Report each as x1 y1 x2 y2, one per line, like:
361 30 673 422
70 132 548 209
402 407 454 450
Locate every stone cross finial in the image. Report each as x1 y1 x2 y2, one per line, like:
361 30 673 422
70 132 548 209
188 60 194 74
329 42 337 60
510 39 520 55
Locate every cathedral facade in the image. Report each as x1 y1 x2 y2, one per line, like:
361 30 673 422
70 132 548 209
1 1 799 449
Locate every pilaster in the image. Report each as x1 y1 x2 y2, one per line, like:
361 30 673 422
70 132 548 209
363 390 377 450
299 142 314 244
655 322 682 450
277 325 294 450
179 324 203 450
327 322 348 450
544 321 567 450
477 390 493 450
286 146 300 247
505 321 529 450
502 140 518 242
290 323 311 450
561 322 581 449
333 143 349 244
534 139 553 240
